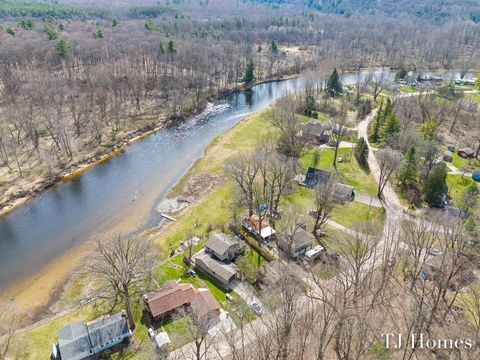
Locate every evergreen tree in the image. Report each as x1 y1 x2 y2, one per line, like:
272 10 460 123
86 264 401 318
112 18 118 27
93 26 104 39
18 19 34 30
368 100 383 143
423 163 448 207
354 137 370 173
395 68 407 80
159 42 165 54
167 40 176 54
397 146 418 186
243 59 255 84
43 26 58 40
326 68 342 97
381 112 401 140
58 23 64 31
270 40 278 54
5 27 15 36
55 39 71 59
420 119 439 141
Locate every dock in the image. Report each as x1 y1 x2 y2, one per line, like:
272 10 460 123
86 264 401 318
160 213 176 222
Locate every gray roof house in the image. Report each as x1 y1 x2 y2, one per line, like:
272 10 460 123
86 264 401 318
56 312 132 360
334 184 355 204
300 120 331 144
278 228 315 259
58 322 92 360
193 251 240 289
205 233 244 262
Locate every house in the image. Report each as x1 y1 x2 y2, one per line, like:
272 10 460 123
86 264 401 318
243 215 276 242
193 251 240 289
304 167 332 188
443 151 453 162
403 75 417 86
87 313 132 355
300 119 331 144
278 228 315 259
55 312 132 360
205 233 244 262
334 183 355 203
143 282 220 322
458 147 475 159
472 170 480 182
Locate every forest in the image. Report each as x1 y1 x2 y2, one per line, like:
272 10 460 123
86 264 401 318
0 0 478 213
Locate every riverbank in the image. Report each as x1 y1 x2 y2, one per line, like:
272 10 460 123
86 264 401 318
0 74 301 219
0 122 167 217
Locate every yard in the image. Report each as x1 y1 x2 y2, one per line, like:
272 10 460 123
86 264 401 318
301 147 378 197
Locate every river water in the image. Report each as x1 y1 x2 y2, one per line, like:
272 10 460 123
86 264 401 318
7 69 458 291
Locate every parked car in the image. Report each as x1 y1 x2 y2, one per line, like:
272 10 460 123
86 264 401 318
148 328 155 338
251 303 263 316
428 247 442 256
188 269 197 277
226 293 233 301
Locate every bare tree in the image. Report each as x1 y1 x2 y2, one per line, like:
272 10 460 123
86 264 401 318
376 147 402 198
312 180 337 237
0 301 22 359
84 234 155 330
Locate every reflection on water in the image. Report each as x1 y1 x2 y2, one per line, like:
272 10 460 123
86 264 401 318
0 71 402 290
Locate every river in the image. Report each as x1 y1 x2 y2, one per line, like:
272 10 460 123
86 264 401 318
4 69 466 292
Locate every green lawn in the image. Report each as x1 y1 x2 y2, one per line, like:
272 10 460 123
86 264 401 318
399 85 419 93
451 152 480 172
331 201 385 235
301 147 378 197
447 174 477 206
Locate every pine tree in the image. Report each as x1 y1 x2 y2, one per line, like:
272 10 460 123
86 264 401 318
326 68 342 97
369 100 383 144
270 40 278 54
93 26 104 39
381 112 401 140
112 18 118 27
423 163 448 207
354 137 370 173
244 59 255 84
55 39 71 59
159 42 165 54
167 40 176 54
397 146 418 186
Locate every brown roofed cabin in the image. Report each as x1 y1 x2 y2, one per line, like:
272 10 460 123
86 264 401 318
205 233 245 262
143 282 220 323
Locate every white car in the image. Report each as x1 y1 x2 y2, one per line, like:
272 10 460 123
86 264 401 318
251 303 263 316
429 247 442 256
148 327 155 338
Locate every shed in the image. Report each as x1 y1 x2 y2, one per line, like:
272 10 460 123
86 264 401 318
155 332 171 350
458 148 475 159
443 151 453 162
334 183 355 203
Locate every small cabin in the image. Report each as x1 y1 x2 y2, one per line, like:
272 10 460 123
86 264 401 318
458 148 475 159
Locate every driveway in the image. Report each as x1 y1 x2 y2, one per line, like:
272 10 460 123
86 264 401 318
230 279 262 306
